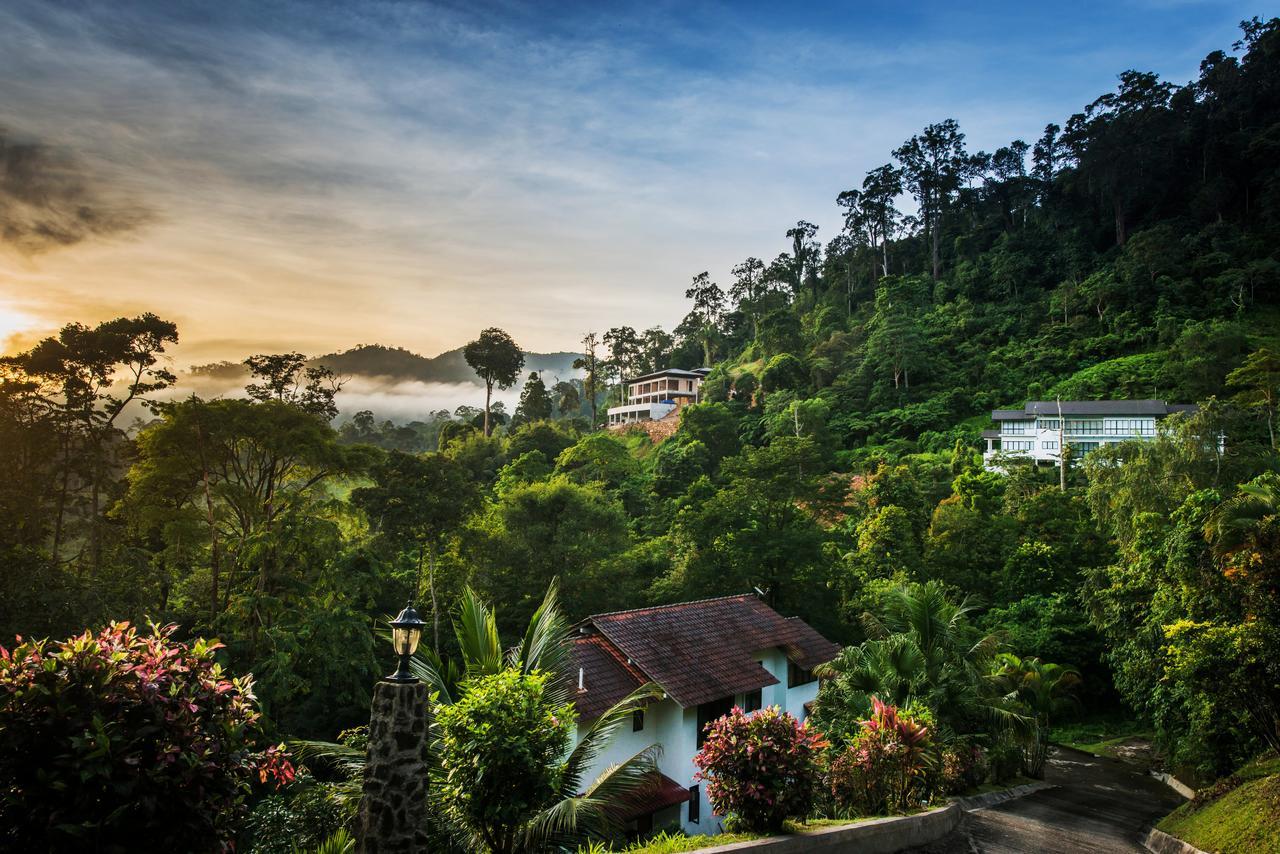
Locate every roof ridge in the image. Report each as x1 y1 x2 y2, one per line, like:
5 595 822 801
584 592 758 621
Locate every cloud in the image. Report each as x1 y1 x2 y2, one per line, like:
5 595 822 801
0 126 152 253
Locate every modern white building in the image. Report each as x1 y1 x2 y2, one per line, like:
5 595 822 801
568 594 839 838
606 368 710 428
982 399 1197 469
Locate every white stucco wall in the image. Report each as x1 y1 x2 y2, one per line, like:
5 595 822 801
571 646 824 838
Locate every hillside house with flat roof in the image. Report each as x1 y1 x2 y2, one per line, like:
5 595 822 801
606 367 710 428
983 399 1198 469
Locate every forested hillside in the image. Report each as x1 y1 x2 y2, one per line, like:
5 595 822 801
2 19 1280 849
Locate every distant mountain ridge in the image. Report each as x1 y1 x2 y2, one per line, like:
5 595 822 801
188 344 581 386
313 344 581 385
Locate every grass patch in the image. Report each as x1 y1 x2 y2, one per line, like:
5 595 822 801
1157 753 1280 853
1051 716 1151 755
617 817 879 852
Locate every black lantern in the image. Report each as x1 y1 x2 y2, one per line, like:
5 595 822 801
387 602 426 683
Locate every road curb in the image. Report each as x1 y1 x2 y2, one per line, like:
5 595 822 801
1142 826 1209 854
1150 771 1196 800
953 780 1056 811
694 803 962 853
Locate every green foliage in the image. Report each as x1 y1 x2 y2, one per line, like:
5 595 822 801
0 622 290 851
438 669 575 853
1158 753 1280 854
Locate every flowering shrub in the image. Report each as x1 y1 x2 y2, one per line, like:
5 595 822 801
0 621 290 852
827 697 932 816
693 705 827 833
939 742 988 794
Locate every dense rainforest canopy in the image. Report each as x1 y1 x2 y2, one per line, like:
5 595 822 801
2 18 1279 811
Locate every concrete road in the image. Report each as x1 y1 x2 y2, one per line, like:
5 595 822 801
903 747 1186 853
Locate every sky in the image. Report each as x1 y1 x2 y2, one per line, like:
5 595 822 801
0 0 1263 367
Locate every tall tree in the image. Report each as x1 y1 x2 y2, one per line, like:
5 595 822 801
603 326 642 402
786 221 821 301
243 352 342 420
1227 347 1280 449
2 314 179 573
894 119 972 279
683 272 725 367
514 371 553 424
464 328 525 437
573 333 603 429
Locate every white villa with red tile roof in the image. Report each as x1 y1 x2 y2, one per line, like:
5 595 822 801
567 594 840 837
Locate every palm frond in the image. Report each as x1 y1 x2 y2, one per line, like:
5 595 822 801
455 585 503 678
288 738 366 780
526 744 662 849
512 577 573 706
560 683 664 799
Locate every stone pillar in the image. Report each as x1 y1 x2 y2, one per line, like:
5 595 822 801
357 681 432 854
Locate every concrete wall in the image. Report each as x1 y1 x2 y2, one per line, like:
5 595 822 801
695 803 962 854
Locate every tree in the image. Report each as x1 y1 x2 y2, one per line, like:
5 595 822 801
573 333 603 429
894 120 972 279
683 272 726 366
551 380 582 419
603 327 642 402
352 451 478 649
2 314 179 573
837 166 902 282
243 352 341 420
1227 347 1280 448
785 221 821 301
991 654 1081 777
514 371 553 424
464 328 525 437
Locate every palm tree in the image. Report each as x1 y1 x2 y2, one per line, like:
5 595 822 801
294 581 662 852
991 654 1081 778
816 581 1015 738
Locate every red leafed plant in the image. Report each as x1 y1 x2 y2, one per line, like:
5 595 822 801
0 621 292 852
693 705 828 833
828 696 933 816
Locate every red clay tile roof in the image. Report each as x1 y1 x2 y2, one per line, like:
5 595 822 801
618 773 692 820
578 594 840 710
568 634 647 721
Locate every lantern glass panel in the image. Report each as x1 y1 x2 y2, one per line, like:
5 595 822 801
393 625 421 656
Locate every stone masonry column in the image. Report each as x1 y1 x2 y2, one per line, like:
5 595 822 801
357 681 432 853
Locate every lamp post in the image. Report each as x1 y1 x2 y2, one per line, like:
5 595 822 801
357 603 432 853
387 602 426 683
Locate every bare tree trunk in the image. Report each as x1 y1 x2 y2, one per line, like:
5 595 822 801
483 382 492 436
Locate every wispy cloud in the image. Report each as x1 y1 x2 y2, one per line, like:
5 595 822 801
0 0 1259 362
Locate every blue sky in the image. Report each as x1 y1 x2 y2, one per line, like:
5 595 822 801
0 0 1262 362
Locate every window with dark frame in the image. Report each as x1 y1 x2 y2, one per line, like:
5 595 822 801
696 696 734 748
787 659 815 688
743 687 762 712
688 786 700 823
632 708 645 732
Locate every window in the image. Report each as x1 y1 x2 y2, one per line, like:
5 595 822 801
1041 440 1058 450
1073 441 1100 454
1065 419 1104 435
1103 418 1155 436
787 660 815 688
1002 439 1033 452
1037 419 1061 431
696 697 733 749
632 708 645 732
743 688 762 713
1001 421 1031 435
688 786 700 823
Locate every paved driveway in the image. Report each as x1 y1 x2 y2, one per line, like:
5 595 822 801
904 747 1187 853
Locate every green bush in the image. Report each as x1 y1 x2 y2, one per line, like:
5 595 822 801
243 777 352 854
827 698 932 816
437 669 574 850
